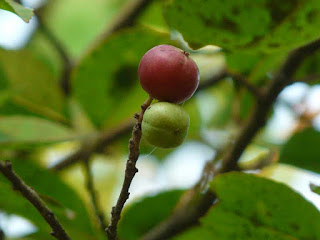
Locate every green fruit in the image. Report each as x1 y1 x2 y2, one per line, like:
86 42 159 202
142 102 190 148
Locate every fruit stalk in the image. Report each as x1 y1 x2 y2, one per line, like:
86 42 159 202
106 96 153 240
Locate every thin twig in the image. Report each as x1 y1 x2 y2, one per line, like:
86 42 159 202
142 38 320 240
50 72 228 171
106 96 153 240
36 14 73 95
51 119 134 171
83 159 108 235
0 161 71 240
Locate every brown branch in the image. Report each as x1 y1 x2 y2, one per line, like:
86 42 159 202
142 38 320 240
0 161 71 240
106 96 153 240
51 72 228 171
97 0 152 42
51 119 134 171
220 38 320 172
83 159 108 235
227 70 263 99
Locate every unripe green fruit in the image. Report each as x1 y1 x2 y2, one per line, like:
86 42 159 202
142 102 190 148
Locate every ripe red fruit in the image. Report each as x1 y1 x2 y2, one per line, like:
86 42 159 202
138 45 200 103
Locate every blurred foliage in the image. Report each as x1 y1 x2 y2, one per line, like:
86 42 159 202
0 49 66 123
280 128 320 174
0 158 97 239
118 190 183 240
0 0 320 239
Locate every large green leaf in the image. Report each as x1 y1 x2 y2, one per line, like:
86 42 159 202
0 115 74 145
0 0 33 23
72 28 170 127
164 0 320 53
0 158 96 239
44 0 127 57
118 190 184 240
0 50 67 123
280 128 320 174
175 173 320 240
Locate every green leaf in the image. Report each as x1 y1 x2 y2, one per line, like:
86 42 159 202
0 115 74 145
138 0 168 32
44 0 127 57
310 183 320 196
175 173 320 240
0 49 67 123
118 190 184 240
295 51 320 84
0 158 95 239
72 28 171 127
280 128 320 174
0 0 33 23
164 0 320 53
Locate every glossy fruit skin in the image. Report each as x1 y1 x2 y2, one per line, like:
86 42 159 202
138 45 200 104
142 102 190 148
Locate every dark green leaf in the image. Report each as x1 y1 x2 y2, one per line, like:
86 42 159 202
175 173 320 240
118 190 184 240
295 51 320 84
164 0 320 53
280 128 320 174
0 158 96 239
72 28 171 127
0 0 33 23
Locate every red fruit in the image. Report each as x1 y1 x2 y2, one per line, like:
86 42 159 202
138 45 200 103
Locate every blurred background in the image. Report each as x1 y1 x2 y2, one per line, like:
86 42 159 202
0 0 320 238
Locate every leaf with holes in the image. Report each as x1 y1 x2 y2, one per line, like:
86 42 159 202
164 0 320 53
175 173 320 240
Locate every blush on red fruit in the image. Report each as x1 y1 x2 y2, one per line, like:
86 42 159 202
138 45 200 103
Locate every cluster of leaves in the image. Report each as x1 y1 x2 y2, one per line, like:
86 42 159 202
0 0 319 239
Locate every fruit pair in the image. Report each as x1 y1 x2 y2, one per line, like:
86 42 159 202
138 45 199 148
